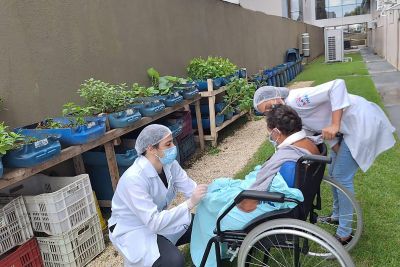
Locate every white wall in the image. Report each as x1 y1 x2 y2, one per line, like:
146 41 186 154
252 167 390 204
240 0 288 17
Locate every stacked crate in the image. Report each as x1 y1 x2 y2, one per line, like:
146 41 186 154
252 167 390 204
0 197 42 266
0 174 105 267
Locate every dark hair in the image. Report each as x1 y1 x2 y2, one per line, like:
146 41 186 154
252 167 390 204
265 104 302 136
142 143 159 156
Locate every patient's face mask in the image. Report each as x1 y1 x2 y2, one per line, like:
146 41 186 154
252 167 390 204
267 128 281 148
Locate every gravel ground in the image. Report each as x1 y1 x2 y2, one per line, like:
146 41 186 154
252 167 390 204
87 118 267 267
86 81 313 267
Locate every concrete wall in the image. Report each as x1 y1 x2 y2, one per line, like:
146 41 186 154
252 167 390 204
369 8 400 70
0 0 323 127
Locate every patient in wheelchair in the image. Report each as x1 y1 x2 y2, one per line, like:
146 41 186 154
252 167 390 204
190 105 322 267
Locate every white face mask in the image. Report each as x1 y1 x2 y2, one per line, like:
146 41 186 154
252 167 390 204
267 128 281 149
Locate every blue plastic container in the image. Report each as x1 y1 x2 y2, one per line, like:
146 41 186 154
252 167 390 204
156 92 184 107
224 111 234 120
16 117 106 146
107 107 142 129
212 77 223 89
190 102 225 115
162 119 183 138
83 148 138 201
238 69 247 78
195 80 208 91
174 84 199 100
3 136 61 168
130 100 166 117
191 114 225 129
0 157 3 178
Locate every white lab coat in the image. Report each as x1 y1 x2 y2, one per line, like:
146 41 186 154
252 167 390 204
285 79 396 172
108 155 196 267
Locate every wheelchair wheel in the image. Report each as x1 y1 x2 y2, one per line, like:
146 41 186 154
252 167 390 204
316 176 363 253
237 218 354 267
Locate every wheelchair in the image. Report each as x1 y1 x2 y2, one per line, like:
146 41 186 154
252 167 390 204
199 143 356 267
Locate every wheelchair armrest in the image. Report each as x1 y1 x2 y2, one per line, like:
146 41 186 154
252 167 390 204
299 154 331 164
234 190 285 204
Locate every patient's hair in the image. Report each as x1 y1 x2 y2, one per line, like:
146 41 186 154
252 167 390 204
266 104 302 136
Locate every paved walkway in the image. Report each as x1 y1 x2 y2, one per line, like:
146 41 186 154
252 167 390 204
360 48 400 138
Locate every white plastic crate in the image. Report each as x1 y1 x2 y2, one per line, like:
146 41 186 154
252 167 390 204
0 197 34 256
37 214 105 267
0 174 96 235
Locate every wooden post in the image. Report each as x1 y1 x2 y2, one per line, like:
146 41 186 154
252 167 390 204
194 99 205 150
72 155 86 175
207 79 218 147
104 141 120 192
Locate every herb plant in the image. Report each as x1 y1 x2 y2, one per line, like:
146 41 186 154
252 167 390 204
0 123 24 155
219 77 256 115
187 56 238 80
147 68 188 95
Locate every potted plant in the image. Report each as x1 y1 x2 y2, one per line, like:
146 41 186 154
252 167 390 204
147 68 184 107
219 77 256 120
0 123 62 169
187 57 238 90
78 78 142 127
128 83 166 117
17 102 106 146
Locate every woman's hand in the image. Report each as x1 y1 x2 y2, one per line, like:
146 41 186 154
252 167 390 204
322 124 340 140
237 199 259 213
187 184 208 209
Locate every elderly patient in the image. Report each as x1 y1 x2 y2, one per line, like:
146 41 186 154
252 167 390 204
190 105 321 267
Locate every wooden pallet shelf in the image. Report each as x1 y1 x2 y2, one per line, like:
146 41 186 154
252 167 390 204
0 96 205 205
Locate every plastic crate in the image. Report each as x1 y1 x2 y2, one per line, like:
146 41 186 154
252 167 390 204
178 133 196 163
0 197 33 257
0 174 96 236
3 136 61 168
37 214 105 267
0 238 43 267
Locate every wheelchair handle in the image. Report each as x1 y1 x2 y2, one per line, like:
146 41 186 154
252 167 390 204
234 190 285 204
298 154 332 164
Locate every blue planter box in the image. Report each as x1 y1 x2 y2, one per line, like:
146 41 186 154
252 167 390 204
162 119 183 138
3 136 61 168
130 99 165 117
83 148 138 201
212 77 223 89
174 84 199 100
107 108 142 129
16 117 106 146
238 69 247 78
195 80 208 91
224 111 234 120
156 92 184 107
191 114 225 129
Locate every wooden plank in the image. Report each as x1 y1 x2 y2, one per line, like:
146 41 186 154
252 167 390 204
72 155 86 175
207 79 218 147
199 85 227 97
194 99 205 150
215 111 248 132
104 141 120 192
0 97 201 189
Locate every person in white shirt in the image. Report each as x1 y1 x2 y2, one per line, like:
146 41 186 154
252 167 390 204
108 124 208 267
253 79 396 244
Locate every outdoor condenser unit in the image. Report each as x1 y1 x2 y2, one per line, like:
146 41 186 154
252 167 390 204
324 29 344 63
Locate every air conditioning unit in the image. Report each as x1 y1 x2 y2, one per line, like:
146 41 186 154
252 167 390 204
324 29 344 63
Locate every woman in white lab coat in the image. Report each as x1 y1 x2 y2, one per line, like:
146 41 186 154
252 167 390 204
108 124 208 267
253 79 396 244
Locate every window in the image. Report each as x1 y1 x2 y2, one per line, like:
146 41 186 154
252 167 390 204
316 0 370 20
290 0 303 21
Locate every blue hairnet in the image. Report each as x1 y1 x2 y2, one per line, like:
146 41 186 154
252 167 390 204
135 124 172 154
253 86 289 112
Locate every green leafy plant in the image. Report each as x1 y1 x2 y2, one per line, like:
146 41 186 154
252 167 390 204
219 77 256 115
37 118 65 129
147 68 188 95
129 83 159 99
62 102 98 126
78 78 130 113
187 56 238 80
0 123 24 155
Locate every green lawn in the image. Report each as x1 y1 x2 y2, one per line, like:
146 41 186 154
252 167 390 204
185 53 400 266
